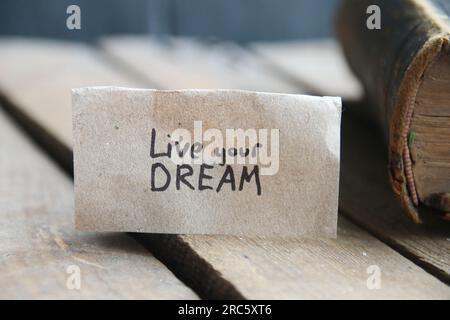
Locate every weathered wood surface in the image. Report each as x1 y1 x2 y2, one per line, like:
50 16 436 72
340 112 450 284
0 37 449 299
251 39 450 282
101 36 303 94
143 220 450 299
214 38 450 283
249 33 450 282
100 36 450 296
251 39 363 100
101 36 450 285
0 109 197 299
0 38 143 148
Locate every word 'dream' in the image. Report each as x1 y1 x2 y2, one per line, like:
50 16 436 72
73 87 341 238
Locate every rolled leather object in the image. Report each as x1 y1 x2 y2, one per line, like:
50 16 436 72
336 0 450 222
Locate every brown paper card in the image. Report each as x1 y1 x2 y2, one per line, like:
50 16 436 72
72 87 341 238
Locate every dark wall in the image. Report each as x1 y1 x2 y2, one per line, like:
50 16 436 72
0 0 339 42
0 0 151 42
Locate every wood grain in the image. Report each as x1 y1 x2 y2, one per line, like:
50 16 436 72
248 38 450 283
0 37 449 299
99 36 450 296
0 109 197 299
142 221 450 299
340 112 450 284
0 38 144 148
251 39 363 100
101 36 303 94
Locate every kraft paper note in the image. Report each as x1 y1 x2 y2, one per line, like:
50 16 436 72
72 87 341 238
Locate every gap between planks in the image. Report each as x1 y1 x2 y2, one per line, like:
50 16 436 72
0 107 197 299
0 38 449 299
0 96 243 299
101 35 450 287
339 111 450 284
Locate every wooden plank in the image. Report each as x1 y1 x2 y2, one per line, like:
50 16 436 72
0 109 197 299
247 39 450 283
251 39 363 100
1 37 449 299
0 38 144 149
101 36 303 94
340 111 450 283
190 37 450 283
99 36 450 297
141 218 450 299
250 39 450 283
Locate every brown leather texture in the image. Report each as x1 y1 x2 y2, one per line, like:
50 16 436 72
337 0 450 222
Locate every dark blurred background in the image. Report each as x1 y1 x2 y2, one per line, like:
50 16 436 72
0 0 338 42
